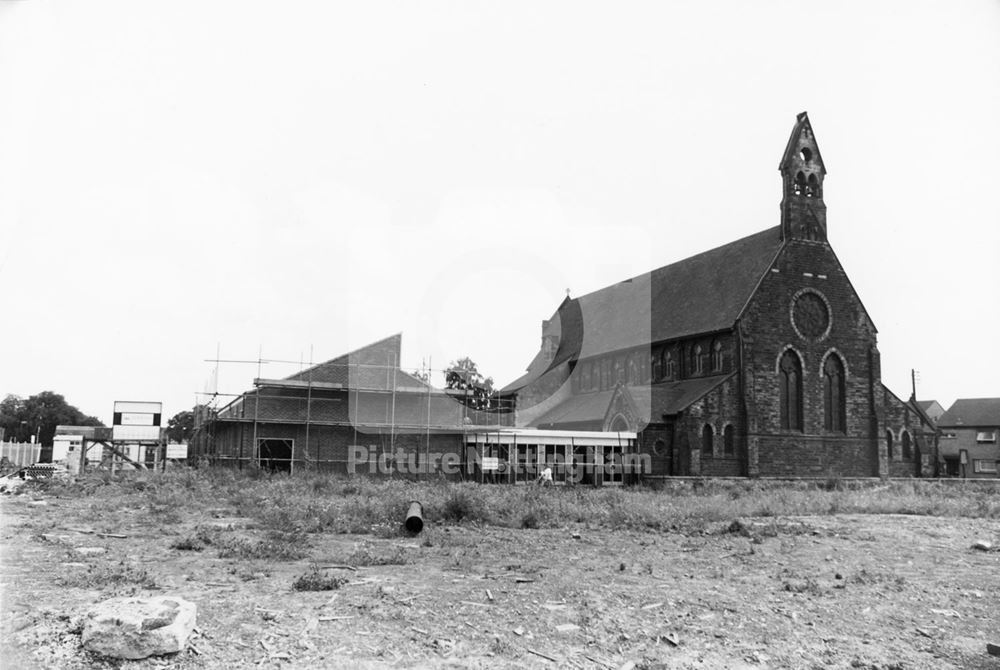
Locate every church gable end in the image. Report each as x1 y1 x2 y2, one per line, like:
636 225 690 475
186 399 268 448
740 114 882 477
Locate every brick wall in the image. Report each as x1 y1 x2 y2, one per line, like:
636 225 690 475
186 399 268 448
937 427 999 479
882 386 935 477
676 376 746 476
210 419 467 478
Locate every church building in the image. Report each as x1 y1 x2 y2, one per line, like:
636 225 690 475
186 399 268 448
500 113 936 478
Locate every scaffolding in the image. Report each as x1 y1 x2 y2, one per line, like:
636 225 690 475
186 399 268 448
192 344 515 476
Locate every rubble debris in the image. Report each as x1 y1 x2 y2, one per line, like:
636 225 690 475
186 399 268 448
527 647 559 663
81 596 197 660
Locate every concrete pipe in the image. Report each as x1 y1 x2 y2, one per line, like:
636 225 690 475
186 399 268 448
404 501 423 534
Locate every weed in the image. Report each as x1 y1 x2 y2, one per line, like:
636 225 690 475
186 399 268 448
58 559 156 591
169 536 204 551
520 510 540 529
228 563 272 581
347 543 408 566
822 475 844 492
724 519 752 536
488 635 515 656
217 531 310 561
292 566 347 591
441 489 485 522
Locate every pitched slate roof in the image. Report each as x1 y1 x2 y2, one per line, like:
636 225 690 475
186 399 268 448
937 398 1000 428
531 374 734 430
546 226 783 364
635 374 735 418
533 390 616 429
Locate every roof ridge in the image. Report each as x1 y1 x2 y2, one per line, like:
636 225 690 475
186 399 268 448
572 225 781 303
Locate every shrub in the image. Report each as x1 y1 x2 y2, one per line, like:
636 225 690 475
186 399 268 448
441 489 486 522
346 543 408 566
292 567 347 592
169 536 204 551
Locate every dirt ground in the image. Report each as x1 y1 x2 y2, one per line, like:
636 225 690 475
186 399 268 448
2 489 999 670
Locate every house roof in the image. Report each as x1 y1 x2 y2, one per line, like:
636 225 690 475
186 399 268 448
937 398 1000 428
551 225 782 362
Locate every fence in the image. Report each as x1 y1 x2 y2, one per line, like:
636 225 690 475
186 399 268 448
1 442 42 467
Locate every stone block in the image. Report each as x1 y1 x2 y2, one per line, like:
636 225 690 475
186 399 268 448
81 596 196 659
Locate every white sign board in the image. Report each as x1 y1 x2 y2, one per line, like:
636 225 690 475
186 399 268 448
113 425 161 442
166 444 188 459
481 457 499 471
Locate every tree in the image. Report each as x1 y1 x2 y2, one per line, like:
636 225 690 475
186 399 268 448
0 392 103 446
444 357 496 410
166 409 198 444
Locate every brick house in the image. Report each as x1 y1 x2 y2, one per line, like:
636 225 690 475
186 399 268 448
936 398 1000 478
500 112 936 478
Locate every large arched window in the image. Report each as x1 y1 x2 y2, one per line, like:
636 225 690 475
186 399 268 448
712 340 723 372
779 350 803 431
701 424 714 456
823 354 846 432
886 430 894 459
723 424 735 456
901 431 912 459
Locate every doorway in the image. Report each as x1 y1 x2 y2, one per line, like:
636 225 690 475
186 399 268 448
257 438 293 473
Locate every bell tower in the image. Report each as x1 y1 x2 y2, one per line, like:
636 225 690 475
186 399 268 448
779 112 828 243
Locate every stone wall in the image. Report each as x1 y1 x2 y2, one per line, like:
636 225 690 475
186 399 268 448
739 238 881 477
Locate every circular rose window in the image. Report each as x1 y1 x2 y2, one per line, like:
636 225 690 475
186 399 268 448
791 290 831 341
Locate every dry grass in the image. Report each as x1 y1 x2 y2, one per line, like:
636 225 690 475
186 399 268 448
55 558 156 591
26 468 1000 540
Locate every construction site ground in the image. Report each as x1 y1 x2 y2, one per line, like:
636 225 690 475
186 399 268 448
2 487 999 669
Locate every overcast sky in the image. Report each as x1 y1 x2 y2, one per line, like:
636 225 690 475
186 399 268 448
1 1 998 423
